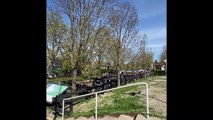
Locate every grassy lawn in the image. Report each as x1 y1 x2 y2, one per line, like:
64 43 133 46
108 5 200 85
70 93 148 118
47 75 166 119
49 77 71 82
65 77 164 119
48 76 91 83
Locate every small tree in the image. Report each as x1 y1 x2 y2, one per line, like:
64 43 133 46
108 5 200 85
108 1 139 86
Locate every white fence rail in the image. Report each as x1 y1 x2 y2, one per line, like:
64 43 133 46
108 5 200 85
62 82 149 120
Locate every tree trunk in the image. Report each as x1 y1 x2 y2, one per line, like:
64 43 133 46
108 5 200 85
51 60 55 77
117 49 120 86
72 69 77 91
117 66 120 87
98 56 102 77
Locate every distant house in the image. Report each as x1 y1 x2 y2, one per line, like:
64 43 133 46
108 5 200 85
52 59 62 68
101 62 113 69
159 59 167 71
161 65 165 71
153 60 161 70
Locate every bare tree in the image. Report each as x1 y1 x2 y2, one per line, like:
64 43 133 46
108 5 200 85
54 0 115 91
136 34 147 69
125 34 154 71
143 48 154 69
125 34 146 70
47 7 67 75
93 27 112 75
108 1 139 86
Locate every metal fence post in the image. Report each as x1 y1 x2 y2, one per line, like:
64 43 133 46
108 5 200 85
145 83 149 118
95 92 98 120
62 100 65 120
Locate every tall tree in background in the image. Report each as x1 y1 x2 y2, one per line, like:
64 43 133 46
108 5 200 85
54 0 115 91
108 1 139 86
143 48 154 68
93 28 112 76
47 8 67 75
46 0 157 89
138 34 147 69
128 34 154 70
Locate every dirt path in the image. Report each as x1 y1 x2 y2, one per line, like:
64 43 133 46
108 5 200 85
139 76 167 120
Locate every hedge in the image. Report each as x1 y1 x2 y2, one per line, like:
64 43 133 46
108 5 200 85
101 69 117 74
152 69 166 76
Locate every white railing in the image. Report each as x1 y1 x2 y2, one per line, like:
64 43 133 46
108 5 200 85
62 82 149 120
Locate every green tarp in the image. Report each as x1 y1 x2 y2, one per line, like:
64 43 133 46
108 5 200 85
46 83 68 103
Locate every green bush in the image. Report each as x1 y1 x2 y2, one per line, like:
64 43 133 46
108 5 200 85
152 69 166 76
101 69 117 74
76 76 85 81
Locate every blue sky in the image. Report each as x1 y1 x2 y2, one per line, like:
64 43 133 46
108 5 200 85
47 0 166 61
130 0 167 61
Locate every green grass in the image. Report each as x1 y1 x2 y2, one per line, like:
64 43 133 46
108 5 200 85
97 96 147 114
60 77 165 119
49 76 87 82
68 78 152 118
113 85 137 94
70 95 147 118
48 77 71 82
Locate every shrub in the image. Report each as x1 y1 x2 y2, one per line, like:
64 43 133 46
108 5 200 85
152 69 166 76
101 69 117 74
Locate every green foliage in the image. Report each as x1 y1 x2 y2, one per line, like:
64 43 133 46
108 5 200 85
152 69 166 76
52 67 62 76
83 67 99 78
60 60 72 76
101 69 117 74
76 76 85 81
62 60 72 72
50 77 72 82
50 76 87 82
